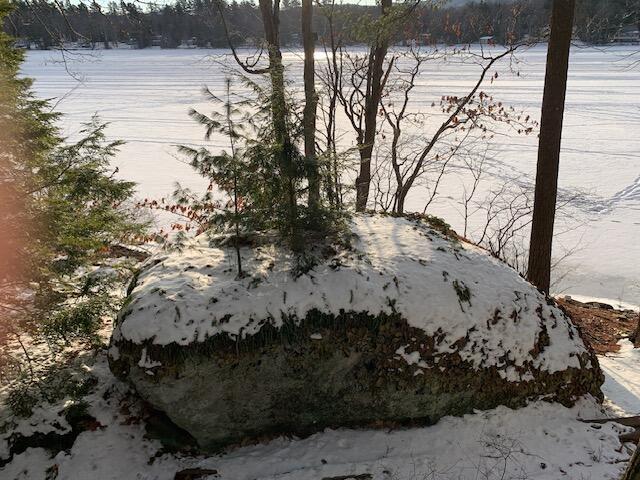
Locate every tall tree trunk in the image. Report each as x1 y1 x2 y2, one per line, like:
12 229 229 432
327 8 341 208
258 0 300 249
302 0 319 212
396 187 408 214
259 0 286 143
355 0 392 212
527 0 575 294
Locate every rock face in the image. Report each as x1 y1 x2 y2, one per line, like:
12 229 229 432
109 214 603 451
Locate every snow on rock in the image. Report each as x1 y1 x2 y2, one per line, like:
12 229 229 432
395 345 429 369
107 214 604 450
137 347 161 369
113 214 594 378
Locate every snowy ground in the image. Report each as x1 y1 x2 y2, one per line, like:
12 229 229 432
601 340 640 417
0 348 637 480
2 285 640 480
20 44 640 306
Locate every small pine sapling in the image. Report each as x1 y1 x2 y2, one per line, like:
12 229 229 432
224 77 243 278
174 77 264 277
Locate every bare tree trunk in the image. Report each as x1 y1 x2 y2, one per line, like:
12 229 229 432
327 9 342 208
633 312 640 348
302 0 319 212
527 0 575 294
259 0 286 143
258 0 301 249
355 0 392 212
396 188 408 214
621 444 640 480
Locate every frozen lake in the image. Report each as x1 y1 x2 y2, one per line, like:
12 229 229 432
22 45 640 305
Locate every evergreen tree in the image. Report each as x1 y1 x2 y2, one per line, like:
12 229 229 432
0 0 146 412
168 69 346 260
176 76 305 242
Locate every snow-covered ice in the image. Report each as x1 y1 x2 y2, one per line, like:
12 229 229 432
20 45 640 306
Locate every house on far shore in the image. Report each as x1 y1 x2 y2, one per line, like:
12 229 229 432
151 35 163 48
177 37 198 49
13 38 30 49
402 33 432 47
479 35 494 45
612 26 640 44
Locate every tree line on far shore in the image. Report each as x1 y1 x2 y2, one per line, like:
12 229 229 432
3 0 639 49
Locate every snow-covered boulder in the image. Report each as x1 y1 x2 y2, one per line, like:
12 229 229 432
109 214 603 451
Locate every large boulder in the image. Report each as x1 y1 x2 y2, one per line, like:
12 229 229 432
109 214 603 451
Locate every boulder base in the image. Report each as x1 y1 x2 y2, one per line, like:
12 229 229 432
111 311 602 451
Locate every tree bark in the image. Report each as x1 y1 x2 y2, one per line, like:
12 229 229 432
302 0 319 212
527 0 575 294
258 0 286 143
355 0 392 212
633 313 640 348
258 0 300 249
621 444 640 480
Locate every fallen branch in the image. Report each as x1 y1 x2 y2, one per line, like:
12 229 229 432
174 468 219 480
580 416 640 448
580 416 640 428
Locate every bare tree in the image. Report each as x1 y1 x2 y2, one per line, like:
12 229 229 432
475 182 534 274
324 0 419 211
302 0 319 211
393 45 522 214
459 150 485 239
316 0 342 208
355 0 393 212
373 45 535 215
527 0 576 294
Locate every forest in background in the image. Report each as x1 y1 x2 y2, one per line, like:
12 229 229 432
3 0 640 49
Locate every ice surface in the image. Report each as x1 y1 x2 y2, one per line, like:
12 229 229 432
20 45 640 304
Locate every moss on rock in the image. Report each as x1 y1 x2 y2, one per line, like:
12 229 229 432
110 308 603 452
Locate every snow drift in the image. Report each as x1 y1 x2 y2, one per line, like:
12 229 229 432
109 214 603 450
